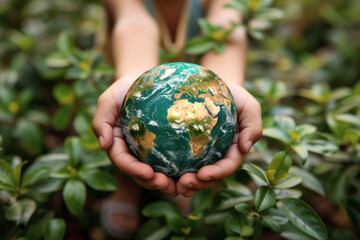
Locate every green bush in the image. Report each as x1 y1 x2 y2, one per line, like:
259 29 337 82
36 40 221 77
1 0 359 239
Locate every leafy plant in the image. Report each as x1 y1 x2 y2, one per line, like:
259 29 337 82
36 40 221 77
1 0 359 239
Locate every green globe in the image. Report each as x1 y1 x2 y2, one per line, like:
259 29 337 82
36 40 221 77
120 62 237 177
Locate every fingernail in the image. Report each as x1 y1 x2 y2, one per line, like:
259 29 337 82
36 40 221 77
185 183 193 189
244 141 253 153
99 136 105 149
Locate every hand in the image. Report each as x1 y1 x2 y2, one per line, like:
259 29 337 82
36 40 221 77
92 77 177 196
176 84 262 197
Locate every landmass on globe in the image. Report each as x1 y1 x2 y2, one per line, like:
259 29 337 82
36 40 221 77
120 62 237 177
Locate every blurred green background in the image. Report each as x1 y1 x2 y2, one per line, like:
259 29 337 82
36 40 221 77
0 0 359 239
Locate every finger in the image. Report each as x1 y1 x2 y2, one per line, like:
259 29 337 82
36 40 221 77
92 91 120 149
234 87 262 153
197 144 243 181
161 178 177 197
134 172 171 191
178 173 216 191
182 189 197 198
107 137 154 179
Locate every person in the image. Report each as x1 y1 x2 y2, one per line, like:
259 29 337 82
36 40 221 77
92 0 262 237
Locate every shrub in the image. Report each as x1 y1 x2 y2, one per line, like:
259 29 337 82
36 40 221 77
1 0 359 239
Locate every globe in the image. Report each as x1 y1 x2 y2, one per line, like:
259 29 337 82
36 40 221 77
120 62 237 177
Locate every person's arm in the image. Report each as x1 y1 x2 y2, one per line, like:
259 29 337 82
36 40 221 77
103 0 159 78
176 0 262 197
201 0 247 85
93 0 177 196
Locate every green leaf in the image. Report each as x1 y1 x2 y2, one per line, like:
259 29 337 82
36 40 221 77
254 186 276 212
252 222 263 240
256 8 283 20
277 198 327 240
204 211 229 225
190 188 212 214
249 30 265 41
137 218 171 240
258 0 274 8
242 163 268 184
52 105 74 131
13 160 27 187
275 115 296 130
274 189 302 199
225 211 247 234
275 176 302 189
142 201 180 219
234 203 251 213
185 36 215 55
63 179 86 216
51 166 72 179
18 119 43 154
80 151 111 169
0 159 16 189
0 182 15 192
334 95 360 113
22 166 50 188
0 190 12 202
261 215 281 232
280 222 317 240
9 30 34 51
263 127 291 144
30 178 65 193
198 18 215 36
289 167 325 196
342 129 360 146
78 169 118 191
214 42 226 54
302 139 338 156
213 189 253 210
57 32 75 55
224 0 248 15
265 151 292 186
45 52 71 68
292 145 308 164
64 137 83 167
53 83 75 105
5 198 37 226
293 124 317 137
73 111 92 137
44 218 66 240
23 211 54 240
263 208 288 224
334 113 360 126
18 89 34 111
171 236 186 240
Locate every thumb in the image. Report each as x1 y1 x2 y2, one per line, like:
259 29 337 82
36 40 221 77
92 93 119 150
235 91 263 153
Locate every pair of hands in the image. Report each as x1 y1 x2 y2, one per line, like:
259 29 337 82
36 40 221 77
92 76 262 198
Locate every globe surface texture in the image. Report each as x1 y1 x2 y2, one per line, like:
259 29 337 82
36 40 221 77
120 62 237 177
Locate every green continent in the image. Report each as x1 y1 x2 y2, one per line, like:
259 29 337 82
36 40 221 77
128 117 156 161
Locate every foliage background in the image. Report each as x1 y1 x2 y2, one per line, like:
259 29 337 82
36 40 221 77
0 0 359 239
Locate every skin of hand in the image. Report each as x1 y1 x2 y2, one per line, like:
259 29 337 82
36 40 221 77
92 77 178 197
176 84 262 197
